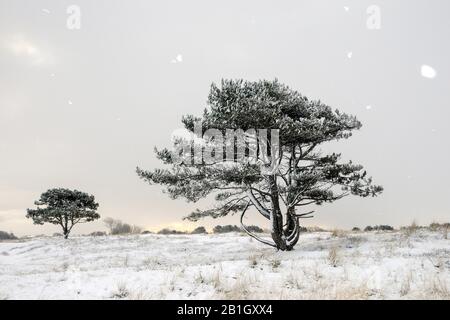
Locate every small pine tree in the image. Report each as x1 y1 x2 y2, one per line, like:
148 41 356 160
26 188 100 239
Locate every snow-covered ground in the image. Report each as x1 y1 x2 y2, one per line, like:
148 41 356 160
0 229 449 300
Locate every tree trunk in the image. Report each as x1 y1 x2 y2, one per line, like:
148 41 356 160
62 221 69 239
268 176 286 250
285 219 301 251
270 207 286 250
271 205 302 251
246 178 303 251
284 208 296 237
284 208 299 251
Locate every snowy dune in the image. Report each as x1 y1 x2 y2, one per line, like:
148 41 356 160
0 230 448 300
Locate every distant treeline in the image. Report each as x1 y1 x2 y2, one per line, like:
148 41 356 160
156 225 265 235
0 231 17 240
2 222 448 240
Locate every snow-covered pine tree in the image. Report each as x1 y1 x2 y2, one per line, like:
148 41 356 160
137 79 382 250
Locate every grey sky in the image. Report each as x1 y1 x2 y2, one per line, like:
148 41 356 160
1 0 449 236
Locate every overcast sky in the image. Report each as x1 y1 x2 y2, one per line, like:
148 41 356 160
1 0 449 236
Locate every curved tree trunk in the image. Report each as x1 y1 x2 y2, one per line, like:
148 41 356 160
244 178 304 251
267 176 286 250
268 210 302 251
284 208 300 251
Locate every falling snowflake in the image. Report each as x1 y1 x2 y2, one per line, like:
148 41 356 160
171 54 183 64
344 6 350 12
420 65 436 79
68 100 73 105
366 105 372 110
347 52 353 59
42 9 51 14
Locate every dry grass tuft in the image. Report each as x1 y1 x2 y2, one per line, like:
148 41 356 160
141 256 163 269
425 276 449 299
331 229 346 238
402 220 420 237
334 283 373 300
285 272 302 290
206 270 223 289
111 283 130 299
53 261 69 273
248 253 265 268
400 272 412 297
328 246 341 267
222 278 250 299
270 258 281 270
195 271 205 284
